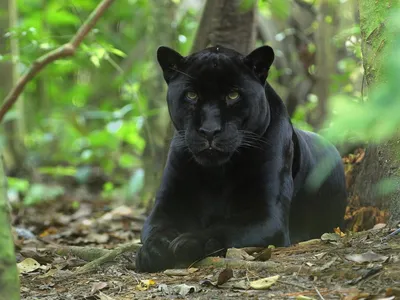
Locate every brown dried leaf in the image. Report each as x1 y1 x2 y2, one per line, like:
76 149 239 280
217 268 233 286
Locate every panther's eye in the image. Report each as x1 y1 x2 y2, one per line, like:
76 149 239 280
226 91 240 101
185 91 198 102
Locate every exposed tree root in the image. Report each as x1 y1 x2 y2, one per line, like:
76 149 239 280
57 242 316 277
193 256 309 274
73 243 141 275
54 246 111 262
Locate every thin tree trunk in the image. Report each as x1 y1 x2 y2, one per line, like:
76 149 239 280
0 0 26 176
352 1 400 225
140 0 178 206
9 0 25 140
310 0 339 128
0 155 20 300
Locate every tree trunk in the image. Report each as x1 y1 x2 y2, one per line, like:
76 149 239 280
352 1 400 225
192 0 257 54
0 155 20 300
140 0 178 205
0 0 26 176
310 0 339 128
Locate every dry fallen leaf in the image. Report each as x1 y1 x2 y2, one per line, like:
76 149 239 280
217 268 233 286
254 248 272 261
172 284 197 296
17 258 41 274
314 252 327 260
232 279 249 290
312 257 337 272
386 287 400 297
345 251 388 264
136 279 156 291
20 249 52 264
334 227 346 237
98 291 115 300
226 248 255 261
249 275 280 290
38 268 58 279
91 282 108 294
321 232 340 242
371 223 387 230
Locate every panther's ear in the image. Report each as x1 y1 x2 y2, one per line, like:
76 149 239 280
157 46 184 83
244 45 275 83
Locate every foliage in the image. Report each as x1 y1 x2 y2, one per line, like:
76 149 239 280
323 9 400 145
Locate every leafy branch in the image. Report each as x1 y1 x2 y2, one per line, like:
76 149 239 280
0 0 117 122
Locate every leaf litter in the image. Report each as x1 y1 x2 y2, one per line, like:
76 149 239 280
12 188 400 299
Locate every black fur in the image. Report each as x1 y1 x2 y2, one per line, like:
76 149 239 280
135 45 347 272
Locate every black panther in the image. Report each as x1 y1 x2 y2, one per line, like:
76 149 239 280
135 45 347 272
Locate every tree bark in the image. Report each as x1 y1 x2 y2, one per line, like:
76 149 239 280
0 155 20 300
352 1 400 225
192 0 257 54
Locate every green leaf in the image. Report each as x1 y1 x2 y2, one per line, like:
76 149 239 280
109 47 127 57
7 177 30 193
24 184 65 206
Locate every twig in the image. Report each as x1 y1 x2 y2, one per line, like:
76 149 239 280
314 286 325 300
0 0 117 122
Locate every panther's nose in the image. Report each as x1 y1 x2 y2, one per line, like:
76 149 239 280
199 126 221 142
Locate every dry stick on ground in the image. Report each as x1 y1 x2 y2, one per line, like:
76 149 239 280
72 243 142 275
0 0 117 122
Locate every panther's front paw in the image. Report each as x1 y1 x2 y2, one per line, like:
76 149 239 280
135 234 176 273
169 232 224 267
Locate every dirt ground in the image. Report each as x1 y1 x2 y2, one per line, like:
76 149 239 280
14 193 400 300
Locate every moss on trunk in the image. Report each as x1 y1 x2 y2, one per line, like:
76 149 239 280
0 155 20 300
354 1 400 224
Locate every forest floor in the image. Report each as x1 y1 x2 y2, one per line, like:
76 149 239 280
13 149 400 299
14 193 400 300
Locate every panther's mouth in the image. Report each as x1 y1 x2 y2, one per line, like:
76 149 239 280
193 147 232 167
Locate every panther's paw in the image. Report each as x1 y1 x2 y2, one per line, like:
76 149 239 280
135 234 176 273
169 232 224 267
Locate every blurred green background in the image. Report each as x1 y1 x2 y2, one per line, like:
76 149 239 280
0 0 399 220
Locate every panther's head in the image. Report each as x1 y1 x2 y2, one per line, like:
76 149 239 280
157 45 275 167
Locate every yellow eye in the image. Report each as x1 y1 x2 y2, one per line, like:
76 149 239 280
226 91 240 101
186 91 198 101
